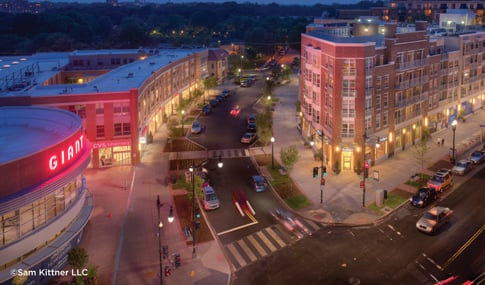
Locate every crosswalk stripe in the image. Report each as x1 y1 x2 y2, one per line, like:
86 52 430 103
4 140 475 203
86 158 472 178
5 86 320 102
257 231 277 252
227 243 247 268
304 220 321 232
265 227 287 248
247 235 268 257
237 239 257 262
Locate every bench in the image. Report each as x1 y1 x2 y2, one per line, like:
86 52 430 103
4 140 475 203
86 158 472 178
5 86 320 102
183 226 193 242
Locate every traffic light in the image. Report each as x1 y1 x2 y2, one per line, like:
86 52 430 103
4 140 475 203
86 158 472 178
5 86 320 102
313 167 319 178
320 178 325 186
195 207 200 219
174 253 181 268
364 162 369 179
322 166 327 177
164 266 171 277
195 220 201 229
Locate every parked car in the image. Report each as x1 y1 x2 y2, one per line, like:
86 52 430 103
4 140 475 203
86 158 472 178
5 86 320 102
240 80 251 87
210 99 218 107
248 114 256 124
436 168 452 177
240 132 257 144
191 120 201 134
452 159 473 175
201 104 211 115
409 187 437 208
246 122 257 133
470 150 485 164
216 94 224 102
248 175 268 192
222 89 231 97
416 206 452 234
202 183 220 210
427 172 453 193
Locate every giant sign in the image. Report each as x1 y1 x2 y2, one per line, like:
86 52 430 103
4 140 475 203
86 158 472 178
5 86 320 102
49 135 85 171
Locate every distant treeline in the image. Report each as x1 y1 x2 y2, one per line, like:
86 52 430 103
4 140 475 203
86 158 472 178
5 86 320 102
0 1 384 54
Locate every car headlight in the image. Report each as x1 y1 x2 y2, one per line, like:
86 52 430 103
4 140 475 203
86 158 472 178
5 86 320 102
418 201 423 205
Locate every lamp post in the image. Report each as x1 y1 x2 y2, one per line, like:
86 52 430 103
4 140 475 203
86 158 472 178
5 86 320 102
240 55 244 69
362 132 367 207
181 110 185 136
451 119 457 163
157 195 174 285
218 155 223 168
271 137 275 169
318 130 324 204
189 161 197 259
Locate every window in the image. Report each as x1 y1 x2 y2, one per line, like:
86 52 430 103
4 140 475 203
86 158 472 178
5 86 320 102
375 94 381 110
383 111 388 127
376 115 381 129
376 77 382 90
96 103 104 115
114 123 131 136
383 75 389 89
383 92 389 108
96 125 105 138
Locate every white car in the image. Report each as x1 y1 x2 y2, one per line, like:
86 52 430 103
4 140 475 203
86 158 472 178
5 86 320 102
452 159 473 175
191 120 201 134
416 206 452 234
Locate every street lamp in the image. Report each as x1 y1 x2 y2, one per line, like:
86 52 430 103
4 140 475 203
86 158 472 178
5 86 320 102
317 130 325 204
451 119 457 163
271 137 275 169
240 55 244 69
217 155 223 168
157 195 174 285
188 162 197 259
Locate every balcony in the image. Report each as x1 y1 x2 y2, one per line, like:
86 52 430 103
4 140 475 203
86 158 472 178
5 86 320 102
395 95 428 108
395 59 428 71
396 76 429 90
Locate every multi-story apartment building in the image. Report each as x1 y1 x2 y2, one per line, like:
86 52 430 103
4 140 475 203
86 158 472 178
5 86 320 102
0 48 228 169
385 0 484 24
300 20 485 173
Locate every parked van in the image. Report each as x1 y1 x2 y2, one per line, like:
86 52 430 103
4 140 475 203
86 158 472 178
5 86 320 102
202 183 220 210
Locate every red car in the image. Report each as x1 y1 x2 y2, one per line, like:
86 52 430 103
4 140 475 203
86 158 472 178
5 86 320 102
232 189 255 217
230 106 240 117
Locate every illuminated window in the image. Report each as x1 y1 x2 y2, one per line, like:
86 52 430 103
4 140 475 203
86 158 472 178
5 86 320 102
96 125 105 138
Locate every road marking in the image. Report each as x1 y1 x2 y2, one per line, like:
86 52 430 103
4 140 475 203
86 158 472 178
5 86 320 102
227 243 247 268
441 223 485 270
265 227 287 248
217 221 258 236
304 220 321 232
237 239 257 262
422 253 443 271
257 231 277 252
247 235 267 257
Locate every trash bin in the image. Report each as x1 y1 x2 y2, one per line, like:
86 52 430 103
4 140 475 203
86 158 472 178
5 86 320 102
376 189 384 207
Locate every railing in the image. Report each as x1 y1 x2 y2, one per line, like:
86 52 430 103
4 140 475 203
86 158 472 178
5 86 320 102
395 58 428 70
395 95 427 108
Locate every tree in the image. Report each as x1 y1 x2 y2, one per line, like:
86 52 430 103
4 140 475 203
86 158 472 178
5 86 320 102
280 145 299 172
413 133 431 182
68 247 88 269
202 76 218 103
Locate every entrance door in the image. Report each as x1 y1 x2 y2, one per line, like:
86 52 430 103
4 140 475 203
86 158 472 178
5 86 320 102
342 151 352 171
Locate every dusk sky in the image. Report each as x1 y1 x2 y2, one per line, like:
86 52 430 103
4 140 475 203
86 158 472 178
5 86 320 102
46 0 361 5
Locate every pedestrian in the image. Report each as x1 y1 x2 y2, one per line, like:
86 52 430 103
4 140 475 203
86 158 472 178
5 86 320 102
442 138 444 146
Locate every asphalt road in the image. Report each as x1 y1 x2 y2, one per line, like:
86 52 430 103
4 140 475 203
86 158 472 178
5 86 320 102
189 76 266 150
234 165 485 285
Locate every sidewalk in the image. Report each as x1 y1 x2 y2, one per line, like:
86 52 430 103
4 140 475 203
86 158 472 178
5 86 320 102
266 74 485 225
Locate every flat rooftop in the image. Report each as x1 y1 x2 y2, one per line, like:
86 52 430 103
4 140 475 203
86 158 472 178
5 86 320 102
0 48 204 98
0 106 82 164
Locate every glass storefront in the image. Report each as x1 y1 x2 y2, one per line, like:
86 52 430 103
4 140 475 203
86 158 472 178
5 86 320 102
99 145 131 167
0 175 84 247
